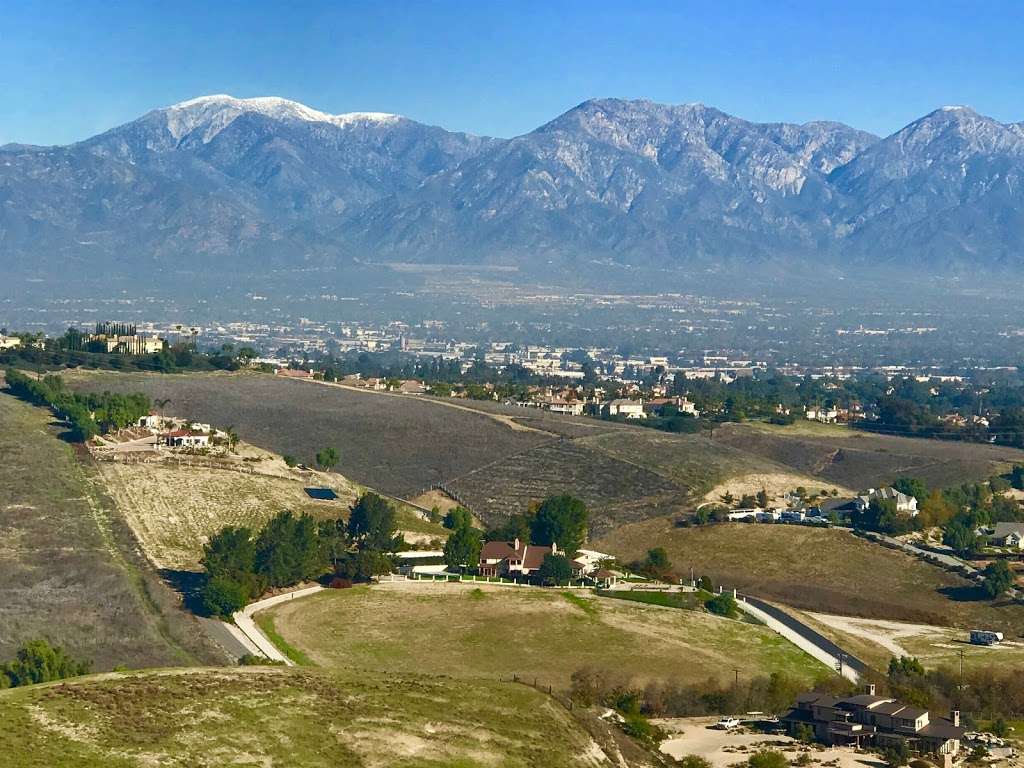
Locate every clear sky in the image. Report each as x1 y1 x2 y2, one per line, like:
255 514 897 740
3 0 1023 146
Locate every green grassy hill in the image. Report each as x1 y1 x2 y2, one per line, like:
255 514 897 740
0 667 625 768
262 582 826 688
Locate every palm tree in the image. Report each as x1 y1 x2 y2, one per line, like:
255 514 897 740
225 425 240 453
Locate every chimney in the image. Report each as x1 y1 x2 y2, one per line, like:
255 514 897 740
951 710 960 727
513 537 520 551
551 542 558 555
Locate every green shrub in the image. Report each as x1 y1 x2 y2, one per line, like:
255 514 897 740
748 750 789 768
200 575 250 617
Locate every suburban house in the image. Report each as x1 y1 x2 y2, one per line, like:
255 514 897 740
164 430 210 448
137 412 165 429
992 522 1024 549
805 406 839 423
855 487 918 516
547 397 584 416
781 686 964 768
398 379 428 395
478 538 558 578
276 368 314 379
0 335 22 350
602 399 647 419
645 396 699 417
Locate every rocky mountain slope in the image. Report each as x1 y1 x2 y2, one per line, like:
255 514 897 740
2 94 1022 278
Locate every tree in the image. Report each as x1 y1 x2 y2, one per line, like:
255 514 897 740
756 489 770 508
1012 465 1024 491
537 553 574 585
738 494 758 509
704 592 738 617
881 742 910 768
637 547 672 580
893 477 928 504
315 447 340 471
982 559 1014 599
225 425 240 452
677 758 713 768
202 526 257 584
255 511 324 588
442 506 473 530
1 639 90 688
748 750 789 768
283 454 298 468
444 522 482 571
943 521 980 556
335 549 393 582
200 575 250 617
347 493 399 551
531 495 588 556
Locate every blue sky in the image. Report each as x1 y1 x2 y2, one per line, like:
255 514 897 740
2 0 1023 145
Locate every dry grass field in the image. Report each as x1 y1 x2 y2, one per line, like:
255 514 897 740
597 522 1024 635
0 667 628 768
265 581 826 689
715 421 1024 492
97 458 360 571
0 392 221 670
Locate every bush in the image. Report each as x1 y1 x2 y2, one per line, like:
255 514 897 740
621 713 665 745
1 639 91 688
200 575 250 617
328 577 353 589
704 592 738 618
677 757 713 768
748 750 789 768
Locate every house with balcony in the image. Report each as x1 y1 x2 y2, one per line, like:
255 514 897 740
781 686 964 768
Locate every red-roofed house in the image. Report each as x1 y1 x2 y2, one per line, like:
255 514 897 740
478 538 558 578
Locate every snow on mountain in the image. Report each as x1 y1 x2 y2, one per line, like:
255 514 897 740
161 94 401 143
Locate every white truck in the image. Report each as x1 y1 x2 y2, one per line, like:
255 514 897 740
969 629 1004 646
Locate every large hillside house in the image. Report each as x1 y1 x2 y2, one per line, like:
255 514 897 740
781 687 964 768
855 487 918 516
478 539 558 578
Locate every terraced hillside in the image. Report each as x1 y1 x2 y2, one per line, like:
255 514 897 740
0 392 220 670
0 667 634 768
715 421 1024 491
63 371 801 533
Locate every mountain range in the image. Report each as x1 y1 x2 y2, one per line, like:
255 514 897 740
3 94 1024 280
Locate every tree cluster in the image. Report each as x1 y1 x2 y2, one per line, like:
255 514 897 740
0 639 90 689
199 493 401 616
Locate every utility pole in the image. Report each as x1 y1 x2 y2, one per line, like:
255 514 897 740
734 668 739 687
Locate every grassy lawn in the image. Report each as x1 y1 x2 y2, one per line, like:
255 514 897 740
0 667 612 768
266 583 827 690
0 392 219 670
596 521 1024 635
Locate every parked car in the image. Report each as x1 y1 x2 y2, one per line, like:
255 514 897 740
716 717 740 730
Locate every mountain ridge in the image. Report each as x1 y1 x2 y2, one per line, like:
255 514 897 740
1 94 1022 279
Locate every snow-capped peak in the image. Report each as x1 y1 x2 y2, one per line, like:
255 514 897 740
161 94 401 142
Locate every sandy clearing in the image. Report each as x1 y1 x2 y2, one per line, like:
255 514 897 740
806 613 947 658
704 472 854 505
657 717 886 768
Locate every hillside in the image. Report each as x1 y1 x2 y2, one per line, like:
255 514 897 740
0 392 221 669
714 421 1024 491
262 581 825 688
597 522 1024 634
62 371 822 534
0 667 630 768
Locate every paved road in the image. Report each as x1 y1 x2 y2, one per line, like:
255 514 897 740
231 585 325 666
736 594 868 682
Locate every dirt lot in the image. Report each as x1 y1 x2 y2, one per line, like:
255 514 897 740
265 581 825 689
0 392 221 670
803 611 1024 671
597 522 1024 635
657 717 886 768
